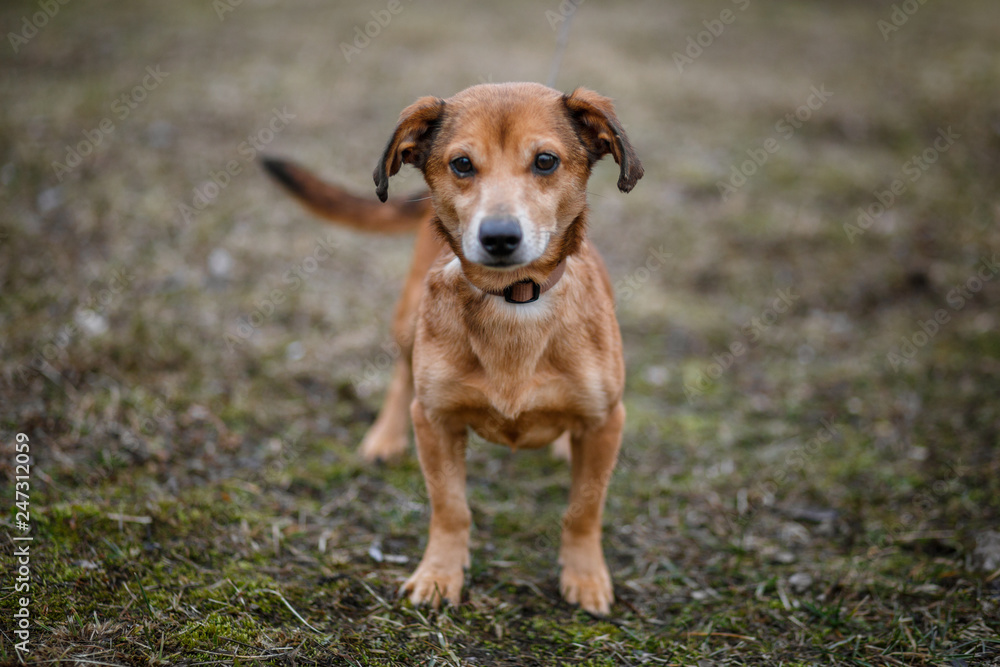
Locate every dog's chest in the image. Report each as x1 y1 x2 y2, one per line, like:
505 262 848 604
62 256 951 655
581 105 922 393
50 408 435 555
463 306 597 415
461 367 586 448
468 362 562 420
419 323 612 448
414 260 622 445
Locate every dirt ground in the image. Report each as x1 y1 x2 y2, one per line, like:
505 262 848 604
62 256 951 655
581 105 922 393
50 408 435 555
1 0 999 664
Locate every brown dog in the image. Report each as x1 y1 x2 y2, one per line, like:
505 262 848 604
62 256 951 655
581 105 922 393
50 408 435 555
263 82 642 615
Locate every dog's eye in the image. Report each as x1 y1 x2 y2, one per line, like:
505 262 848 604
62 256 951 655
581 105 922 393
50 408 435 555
533 152 559 174
450 156 475 177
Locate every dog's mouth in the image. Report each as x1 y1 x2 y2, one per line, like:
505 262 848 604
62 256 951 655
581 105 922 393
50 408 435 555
479 259 524 270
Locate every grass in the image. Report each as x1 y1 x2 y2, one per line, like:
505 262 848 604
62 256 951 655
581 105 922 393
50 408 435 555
2 0 1000 664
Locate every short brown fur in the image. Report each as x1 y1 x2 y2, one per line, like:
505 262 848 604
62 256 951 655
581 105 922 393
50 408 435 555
263 82 642 616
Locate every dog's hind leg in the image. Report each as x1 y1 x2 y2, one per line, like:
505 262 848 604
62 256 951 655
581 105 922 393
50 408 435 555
359 221 443 462
551 431 572 460
359 356 413 462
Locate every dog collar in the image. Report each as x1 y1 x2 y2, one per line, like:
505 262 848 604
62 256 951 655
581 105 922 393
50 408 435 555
486 260 567 304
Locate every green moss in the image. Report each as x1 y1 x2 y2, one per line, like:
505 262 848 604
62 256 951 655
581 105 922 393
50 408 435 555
177 612 264 651
5 0 1000 664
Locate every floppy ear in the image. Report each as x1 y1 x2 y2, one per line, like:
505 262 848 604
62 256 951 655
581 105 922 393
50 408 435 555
373 96 446 202
563 88 644 193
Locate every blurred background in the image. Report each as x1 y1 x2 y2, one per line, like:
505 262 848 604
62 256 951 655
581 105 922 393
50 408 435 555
1 0 999 663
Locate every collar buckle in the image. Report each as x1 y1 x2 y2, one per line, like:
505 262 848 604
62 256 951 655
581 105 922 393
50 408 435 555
503 280 541 304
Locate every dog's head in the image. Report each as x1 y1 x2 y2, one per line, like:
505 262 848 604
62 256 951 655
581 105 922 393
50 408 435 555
374 82 642 285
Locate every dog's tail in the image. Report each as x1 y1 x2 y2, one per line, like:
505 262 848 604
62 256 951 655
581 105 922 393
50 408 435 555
261 157 430 234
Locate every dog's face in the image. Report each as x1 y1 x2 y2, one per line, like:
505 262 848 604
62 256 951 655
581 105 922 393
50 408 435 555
374 83 642 280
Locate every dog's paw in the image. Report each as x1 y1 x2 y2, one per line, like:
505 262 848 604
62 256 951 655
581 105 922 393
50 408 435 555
550 432 572 461
359 427 408 463
400 564 465 608
560 563 613 616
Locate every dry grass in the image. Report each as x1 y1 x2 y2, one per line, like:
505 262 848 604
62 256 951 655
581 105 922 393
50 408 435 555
1 0 999 664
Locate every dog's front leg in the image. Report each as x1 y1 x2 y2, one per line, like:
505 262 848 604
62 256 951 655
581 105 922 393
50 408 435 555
401 401 471 608
559 401 625 616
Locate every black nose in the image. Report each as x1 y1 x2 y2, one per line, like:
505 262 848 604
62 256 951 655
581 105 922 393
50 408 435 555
479 217 522 257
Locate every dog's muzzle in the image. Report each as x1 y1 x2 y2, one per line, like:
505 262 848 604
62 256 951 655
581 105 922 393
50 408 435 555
478 217 522 261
